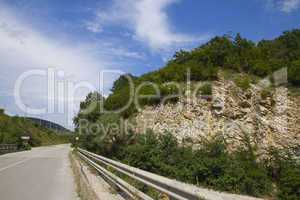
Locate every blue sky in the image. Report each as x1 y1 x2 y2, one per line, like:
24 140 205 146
0 0 299 128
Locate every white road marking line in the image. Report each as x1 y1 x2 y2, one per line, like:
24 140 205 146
0 158 32 173
0 145 65 173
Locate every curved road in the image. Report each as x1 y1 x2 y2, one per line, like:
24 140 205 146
0 144 78 200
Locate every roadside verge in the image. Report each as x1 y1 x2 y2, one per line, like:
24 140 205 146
69 151 124 200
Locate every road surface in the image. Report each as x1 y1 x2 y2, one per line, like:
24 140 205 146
0 144 78 200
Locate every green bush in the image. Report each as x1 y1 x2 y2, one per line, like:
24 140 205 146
234 75 251 90
277 163 300 200
199 83 213 95
160 84 181 103
288 60 300 85
78 130 290 198
266 149 300 200
19 143 31 151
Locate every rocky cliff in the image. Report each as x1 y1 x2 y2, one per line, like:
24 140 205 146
135 74 300 155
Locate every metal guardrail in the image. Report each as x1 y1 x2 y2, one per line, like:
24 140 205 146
77 148 262 200
0 144 18 154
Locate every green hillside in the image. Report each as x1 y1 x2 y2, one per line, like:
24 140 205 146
73 29 300 200
0 109 70 147
75 29 300 123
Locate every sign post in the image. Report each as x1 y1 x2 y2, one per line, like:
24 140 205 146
20 136 31 150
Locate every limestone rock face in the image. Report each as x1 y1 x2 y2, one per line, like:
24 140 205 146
135 78 300 154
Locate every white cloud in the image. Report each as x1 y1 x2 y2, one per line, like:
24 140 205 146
81 40 146 60
280 0 300 12
0 8 111 81
84 20 103 33
265 0 300 13
91 0 209 51
0 4 120 128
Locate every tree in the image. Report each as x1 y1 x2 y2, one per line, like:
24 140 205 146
111 74 136 92
173 50 191 64
73 92 104 128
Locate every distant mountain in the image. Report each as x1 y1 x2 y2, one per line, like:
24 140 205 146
26 117 71 134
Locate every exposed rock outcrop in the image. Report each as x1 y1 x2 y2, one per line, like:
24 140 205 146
135 77 300 154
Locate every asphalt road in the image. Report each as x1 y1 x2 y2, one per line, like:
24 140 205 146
0 144 78 200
